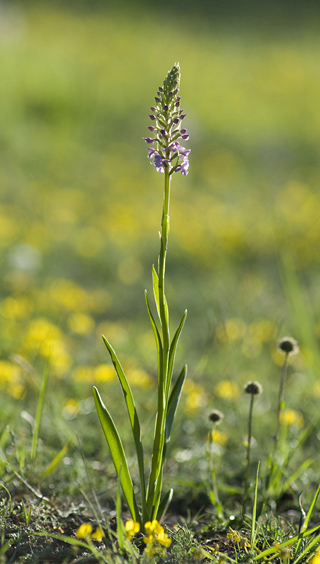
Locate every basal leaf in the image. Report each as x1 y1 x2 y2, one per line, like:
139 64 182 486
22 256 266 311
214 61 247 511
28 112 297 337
93 386 139 523
101 335 147 520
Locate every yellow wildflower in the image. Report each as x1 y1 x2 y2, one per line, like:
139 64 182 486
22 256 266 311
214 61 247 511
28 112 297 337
280 409 304 428
0 297 31 319
63 399 80 419
72 366 95 383
76 523 93 538
125 520 140 541
128 368 153 388
217 318 246 343
310 550 320 564
94 364 116 382
68 313 95 334
144 520 162 537
91 527 104 541
143 520 171 548
215 380 239 400
227 527 241 543
156 530 171 547
211 429 228 446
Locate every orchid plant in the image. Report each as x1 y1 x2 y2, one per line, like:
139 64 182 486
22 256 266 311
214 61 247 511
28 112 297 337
93 63 190 527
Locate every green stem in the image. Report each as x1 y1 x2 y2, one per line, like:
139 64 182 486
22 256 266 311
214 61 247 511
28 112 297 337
265 352 289 501
273 352 288 461
147 166 171 517
242 394 254 515
208 427 224 522
159 166 171 357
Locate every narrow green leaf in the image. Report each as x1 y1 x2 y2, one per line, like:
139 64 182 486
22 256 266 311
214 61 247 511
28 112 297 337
145 290 163 369
294 482 320 556
34 532 101 560
152 265 169 326
166 365 187 442
41 442 71 477
31 358 50 462
116 474 125 552
167 310 187 396
281 458 314 494
301 482 320 533
151 463 165 521
250 462 260 548
152 265 161 319
101 336 147 521
93 386 139 523
149 365 187 520
156 488 173 522
32 532 89 549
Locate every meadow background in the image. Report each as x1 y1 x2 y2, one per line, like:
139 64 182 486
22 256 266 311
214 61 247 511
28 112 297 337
1 0 320 512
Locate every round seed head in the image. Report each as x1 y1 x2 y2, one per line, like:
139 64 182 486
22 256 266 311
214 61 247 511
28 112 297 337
208 409 224 424
244 381 263 396
277 337 299 355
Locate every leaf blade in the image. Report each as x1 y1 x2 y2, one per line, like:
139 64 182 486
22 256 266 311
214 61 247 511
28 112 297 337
93 386 139 523
101 336 148 521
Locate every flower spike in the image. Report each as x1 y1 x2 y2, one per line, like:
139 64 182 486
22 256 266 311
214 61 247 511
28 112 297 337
143 63 190 175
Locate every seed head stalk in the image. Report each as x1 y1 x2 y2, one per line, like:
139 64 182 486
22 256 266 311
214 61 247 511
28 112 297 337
265 338 298 502
274 352 288 451
243 393 254 515
242 381 262 515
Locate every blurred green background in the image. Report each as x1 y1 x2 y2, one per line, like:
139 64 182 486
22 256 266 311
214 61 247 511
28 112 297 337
1 0 320 500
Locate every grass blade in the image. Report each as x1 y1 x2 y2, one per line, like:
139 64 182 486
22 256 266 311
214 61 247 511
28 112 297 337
93 386 139 523
31 359 50 462
293 533 320 564
250 462 260 548
294 482 320 556
156 488 173 522
41 442 71 477
254 523 320 560
301 482 320 533
281 458 314 493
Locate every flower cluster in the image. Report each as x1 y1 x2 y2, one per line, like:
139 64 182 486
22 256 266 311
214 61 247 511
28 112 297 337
227 527 250 550
143 62 190 175
143 520 171 556
125 519 171 557
76 523 104 541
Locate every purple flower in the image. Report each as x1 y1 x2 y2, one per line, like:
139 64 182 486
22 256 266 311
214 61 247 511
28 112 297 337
143 62 190 175
180 157 189 176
